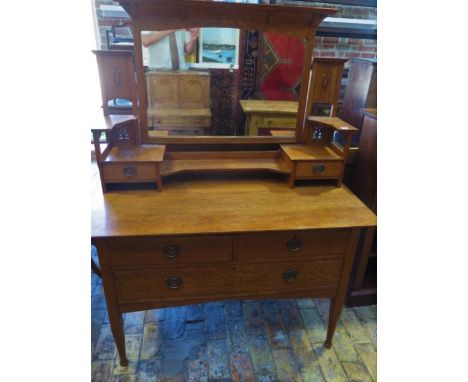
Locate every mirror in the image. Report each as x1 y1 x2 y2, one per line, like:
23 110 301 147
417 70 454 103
139 28 308 138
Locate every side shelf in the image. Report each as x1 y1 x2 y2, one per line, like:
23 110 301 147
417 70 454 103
282 116 358 188
92 116 165 192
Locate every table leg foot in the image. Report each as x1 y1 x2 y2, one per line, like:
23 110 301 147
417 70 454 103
119 357 129 367
324 340 333 349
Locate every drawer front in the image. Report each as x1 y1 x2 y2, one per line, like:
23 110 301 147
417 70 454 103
108 235 233 266
113 265 235 302
152 116 211 127
113 258 342 303
103 163 157 182
296 161 343 178
238 229 350 261
258 115 296 128
233 259 343 292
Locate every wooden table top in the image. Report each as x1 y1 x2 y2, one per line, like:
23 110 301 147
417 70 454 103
239 100 298 114
91 165 376 238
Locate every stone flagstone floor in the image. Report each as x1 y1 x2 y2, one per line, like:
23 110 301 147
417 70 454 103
92 271 377 382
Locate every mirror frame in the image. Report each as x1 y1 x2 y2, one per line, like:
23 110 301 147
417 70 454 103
118 0 337 145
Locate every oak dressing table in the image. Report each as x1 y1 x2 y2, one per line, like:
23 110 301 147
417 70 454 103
92 173 376 366
91 0 377 367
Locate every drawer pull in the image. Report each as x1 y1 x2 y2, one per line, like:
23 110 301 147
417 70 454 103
286 238 302 252
163 244 180 258
165 277 183 289
282 270 298 282
123 166 137 177
314 164 326 174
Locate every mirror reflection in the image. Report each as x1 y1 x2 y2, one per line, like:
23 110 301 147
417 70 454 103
141 28 322 138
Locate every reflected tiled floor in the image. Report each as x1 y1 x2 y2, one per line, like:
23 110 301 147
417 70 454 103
92 272 376 382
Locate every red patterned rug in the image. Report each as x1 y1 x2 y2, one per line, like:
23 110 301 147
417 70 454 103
257 33 305 100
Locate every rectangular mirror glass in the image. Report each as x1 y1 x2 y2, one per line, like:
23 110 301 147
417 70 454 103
140 28 310 138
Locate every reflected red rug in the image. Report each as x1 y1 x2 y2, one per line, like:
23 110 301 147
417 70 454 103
258 33 305 100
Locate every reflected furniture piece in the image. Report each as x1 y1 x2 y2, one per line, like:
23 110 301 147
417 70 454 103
339 58 377 145
93 50 138 116
91 115 164 192
241 58 347 136
91 0 377 367
146 71 211 135
346 108 377 306
92 174 376 367
240 100 298 136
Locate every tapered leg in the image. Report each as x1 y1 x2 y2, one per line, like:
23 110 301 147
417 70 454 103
324 228 362 348
324 297 343 348
91 258 102 279
108 309 128 366
93 239 128 366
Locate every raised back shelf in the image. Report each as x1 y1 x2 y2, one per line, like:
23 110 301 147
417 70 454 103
160 151 290 177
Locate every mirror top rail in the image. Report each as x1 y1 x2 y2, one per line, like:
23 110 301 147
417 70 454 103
119 0 337 37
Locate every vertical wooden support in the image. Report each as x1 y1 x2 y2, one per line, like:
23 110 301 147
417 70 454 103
92 130 107 193
325 227 360 347
93 239 128 366
132 20 145 145
296 28 317 144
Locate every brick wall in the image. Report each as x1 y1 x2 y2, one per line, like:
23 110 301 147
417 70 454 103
313 37 376 59
311 2 377 60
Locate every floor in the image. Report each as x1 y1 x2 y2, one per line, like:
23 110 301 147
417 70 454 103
91 272 377 382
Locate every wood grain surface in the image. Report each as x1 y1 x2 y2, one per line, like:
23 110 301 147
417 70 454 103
92 172 376 238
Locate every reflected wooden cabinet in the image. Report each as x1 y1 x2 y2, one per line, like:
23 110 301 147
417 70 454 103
146 71 212 135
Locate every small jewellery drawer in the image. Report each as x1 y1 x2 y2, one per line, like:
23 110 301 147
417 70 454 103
108 235 233 266
233 259 343 292
295 161 342 178
238 229 350 261
102 163 157 182
113 265 235 302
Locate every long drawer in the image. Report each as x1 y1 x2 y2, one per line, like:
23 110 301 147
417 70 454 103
108 235 233 266
113 259 343 303
238 229 350 261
